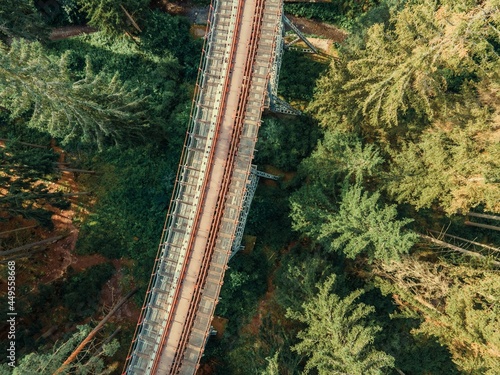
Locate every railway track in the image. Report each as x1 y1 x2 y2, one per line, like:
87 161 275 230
123 0 282 373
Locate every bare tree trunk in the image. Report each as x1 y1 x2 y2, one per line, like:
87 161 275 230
0 246 54 263
58 167 96 174
0 138 48 148
465 221 500 232
54 288 138 375
120 5 142 32
428 229 500 253
467 212 500 221
0 235 65 256
420 234 500 267
0 225 37 236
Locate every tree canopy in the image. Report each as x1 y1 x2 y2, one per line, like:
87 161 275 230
0 39 150 149
287 275 395 374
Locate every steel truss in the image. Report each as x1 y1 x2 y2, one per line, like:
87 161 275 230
231 166 279 258
267 14 318 115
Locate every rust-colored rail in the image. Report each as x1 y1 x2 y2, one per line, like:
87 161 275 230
121 4 216 373
167 0 267 372
148 3 244 375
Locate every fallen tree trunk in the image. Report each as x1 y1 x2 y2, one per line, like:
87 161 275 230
0 235 65 257
465 221 500 232
420 234 500 267
54 288 138 374
428 230 500 253
467 212 500 221
0 225 37 236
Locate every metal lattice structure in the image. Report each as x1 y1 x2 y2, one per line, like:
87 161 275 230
267 15 318 115
231 166 279 258
122 0 283 373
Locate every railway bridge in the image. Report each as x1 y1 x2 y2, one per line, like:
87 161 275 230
122 0 312 373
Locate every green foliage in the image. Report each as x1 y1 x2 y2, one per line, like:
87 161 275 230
140 10 203 79
301 130 383 186
50 30 195 145
216 245 269 328
310 0 500 214
255 116 319 171
62 263 115 320
0 118 66 228
77 0 149 35
287 275 395 374
0 0 49 46
375 258 500 373
278 51 328 103
0 39 150 150
275 243 337 313
0 325 117 375
385 121 500 214
261 351 279 375
76 145 177 284
284 0 379 29
291 184 417 262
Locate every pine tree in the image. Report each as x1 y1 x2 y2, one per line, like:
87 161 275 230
0 325 118 375
301 130 383 185
374 258 500 374
287 275 395 375
0 39 150 149
386 118 500 214
0 0 49 46
261 352 280 375
291 184 417 262
76 0 149 35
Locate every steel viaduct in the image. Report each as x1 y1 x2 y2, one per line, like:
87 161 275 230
122 0 313 373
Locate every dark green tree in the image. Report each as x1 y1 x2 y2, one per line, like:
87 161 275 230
0 39 150 149
77 0 149 35
291 184 417 262
287 275 395 375
0 0 49 46
301 130 383 186
0 136 67 228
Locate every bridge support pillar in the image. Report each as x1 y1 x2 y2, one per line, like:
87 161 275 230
230 166 279 258
267 14 318 115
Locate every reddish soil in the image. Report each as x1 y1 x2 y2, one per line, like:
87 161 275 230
1 140 140 347
100 259 140 323
211 316 228 339
286 14 347 42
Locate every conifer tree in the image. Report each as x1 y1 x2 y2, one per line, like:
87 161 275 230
77 0 149 35
287 275 394 375
375 259 500 374
291 184 417 262
0 39 149 149
0 0 49 46
301 130 383 185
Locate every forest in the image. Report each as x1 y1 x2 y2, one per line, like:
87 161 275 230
0 0 499 374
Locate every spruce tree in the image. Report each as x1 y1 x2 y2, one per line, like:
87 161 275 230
77 0 149 35
0 39 149 149
0 0 48 46
291 184 417 262
287 275 394 375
